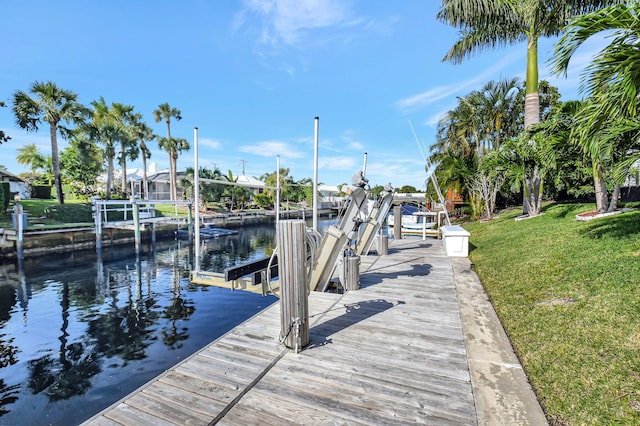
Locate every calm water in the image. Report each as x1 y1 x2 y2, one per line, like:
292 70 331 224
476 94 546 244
0 223 288 426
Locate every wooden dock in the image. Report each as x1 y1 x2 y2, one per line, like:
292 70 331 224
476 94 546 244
83 238 478 425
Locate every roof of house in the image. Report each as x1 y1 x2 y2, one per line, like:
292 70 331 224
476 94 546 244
0 169 25 182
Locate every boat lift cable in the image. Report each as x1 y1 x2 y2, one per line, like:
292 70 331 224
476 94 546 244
408 121 451 227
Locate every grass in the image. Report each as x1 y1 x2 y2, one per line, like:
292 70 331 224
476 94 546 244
464 202 640 425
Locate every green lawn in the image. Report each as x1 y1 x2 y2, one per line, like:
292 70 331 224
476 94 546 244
464 203 640 425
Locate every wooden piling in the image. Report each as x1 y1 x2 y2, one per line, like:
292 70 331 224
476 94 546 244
277 220 309 352
393 206 402 240
378 234 388 255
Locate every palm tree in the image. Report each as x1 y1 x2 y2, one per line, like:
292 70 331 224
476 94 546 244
437 0 623 216
86 98 131 199
153 103 182 200
552 3 640 212
157 136 190 200
16 143 47 173
12 81 86 203
108 103 137 194
130 115 154 199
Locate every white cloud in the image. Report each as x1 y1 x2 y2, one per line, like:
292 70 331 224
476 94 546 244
239 140 305 158
395 50 522 114
318 156 356 170
199 138 221 150
241 0 353 46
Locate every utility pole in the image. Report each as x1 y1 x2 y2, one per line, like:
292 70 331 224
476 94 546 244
240 159 247 175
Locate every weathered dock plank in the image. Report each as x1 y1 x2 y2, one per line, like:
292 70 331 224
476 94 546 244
83 238 478 425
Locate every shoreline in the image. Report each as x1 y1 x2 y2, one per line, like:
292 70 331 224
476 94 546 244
0 209 337 260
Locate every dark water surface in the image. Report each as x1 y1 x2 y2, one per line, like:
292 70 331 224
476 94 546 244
0 223 283 425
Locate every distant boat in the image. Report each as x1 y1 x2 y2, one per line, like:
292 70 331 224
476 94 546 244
387 205 436 234
177 224 239 239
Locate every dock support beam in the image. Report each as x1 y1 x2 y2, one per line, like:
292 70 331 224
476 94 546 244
133 199 141 255
393 206 402 240
13 202 24 262
277 220 309 353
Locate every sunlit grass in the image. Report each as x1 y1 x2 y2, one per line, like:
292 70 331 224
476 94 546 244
464 203 640 424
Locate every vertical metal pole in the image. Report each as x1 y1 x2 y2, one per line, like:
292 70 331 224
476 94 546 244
93 198 102 254
362 152 368 178
133 199 141 255
313 117 319 233
194 127 200 272
276 155 281 228
278 220 309 352
14 203 24 262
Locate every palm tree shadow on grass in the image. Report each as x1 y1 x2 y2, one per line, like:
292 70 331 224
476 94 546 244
306 299 402 349
580 211 640 239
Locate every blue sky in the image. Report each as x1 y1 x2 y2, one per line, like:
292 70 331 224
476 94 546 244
0 0 603 190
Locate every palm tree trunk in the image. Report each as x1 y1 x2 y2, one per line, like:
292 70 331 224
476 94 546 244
594 163 608 212
522 34 542 215
49 123 64 204
608 183 620 212
172 152 178 200
141 146 148 200
120 141 127 195
106 157 114 200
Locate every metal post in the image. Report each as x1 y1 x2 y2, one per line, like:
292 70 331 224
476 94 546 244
277 220 309 353
194 127 200 272
13 202 24 262
276 155 280 228
132 199 141 255
343 253 360 291
393 206 402 240
93 199 103 254
362 152 368 178
313 117 319 233
377 235 388 255
187 202 194 245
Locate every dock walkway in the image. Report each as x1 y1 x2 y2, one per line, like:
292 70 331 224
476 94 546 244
84 238 545 425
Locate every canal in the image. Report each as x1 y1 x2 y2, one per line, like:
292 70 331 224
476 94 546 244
0 222 299 425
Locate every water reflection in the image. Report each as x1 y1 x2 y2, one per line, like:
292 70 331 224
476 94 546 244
0 222 281 426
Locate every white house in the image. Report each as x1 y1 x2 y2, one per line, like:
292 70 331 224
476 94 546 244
0 170 29 199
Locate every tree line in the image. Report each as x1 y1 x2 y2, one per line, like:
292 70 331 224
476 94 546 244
435 1 638 218
9 83 188 204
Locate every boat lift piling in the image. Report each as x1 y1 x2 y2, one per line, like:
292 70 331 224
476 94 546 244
393 206 403 240
277 220 309 352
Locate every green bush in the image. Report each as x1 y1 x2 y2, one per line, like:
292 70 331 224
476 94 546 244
44 204 93 223
254 193 273 209
0 182 9 213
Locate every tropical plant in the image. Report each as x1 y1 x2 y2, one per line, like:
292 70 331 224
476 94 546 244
12 81 87 203
153 103 182 200
0 101 11 144
434 78 524 217
84 98 131 199
180 167 224 211
60 138 104 200
16 143 47 173
438 0 623 216
130 115 155 199
157 136 190 200
552 3 640 212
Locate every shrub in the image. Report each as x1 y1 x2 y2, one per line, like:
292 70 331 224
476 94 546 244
254 193 273 209
44 204 93 223
1 182 9 206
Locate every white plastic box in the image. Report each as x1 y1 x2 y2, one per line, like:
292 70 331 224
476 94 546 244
441 225 470 257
